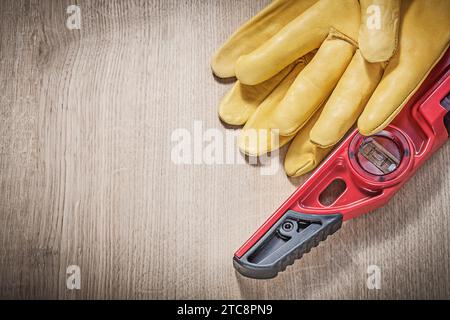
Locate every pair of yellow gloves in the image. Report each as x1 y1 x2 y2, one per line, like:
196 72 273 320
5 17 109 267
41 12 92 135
212 0 450 177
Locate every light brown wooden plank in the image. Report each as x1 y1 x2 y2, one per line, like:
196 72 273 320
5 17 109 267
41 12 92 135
0 0 449 299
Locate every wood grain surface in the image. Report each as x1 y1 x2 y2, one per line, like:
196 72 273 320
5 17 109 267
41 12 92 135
0 0 449 299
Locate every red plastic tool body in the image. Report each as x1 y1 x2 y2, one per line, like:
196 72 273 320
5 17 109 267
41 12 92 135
236 51 450 259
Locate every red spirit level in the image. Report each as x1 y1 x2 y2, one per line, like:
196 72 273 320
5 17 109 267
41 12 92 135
234 49 450 279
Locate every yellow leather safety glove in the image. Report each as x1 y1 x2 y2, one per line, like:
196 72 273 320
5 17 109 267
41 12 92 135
212 0 450 177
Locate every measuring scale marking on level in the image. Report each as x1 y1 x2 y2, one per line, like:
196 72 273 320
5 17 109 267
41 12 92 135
233 49 450 279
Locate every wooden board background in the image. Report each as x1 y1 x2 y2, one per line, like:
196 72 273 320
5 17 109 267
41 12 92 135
0 0 449 299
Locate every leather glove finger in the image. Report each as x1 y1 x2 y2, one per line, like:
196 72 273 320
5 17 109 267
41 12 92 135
358 0 401 63
358 0 450 136
235 0 360 85
211 0 317 78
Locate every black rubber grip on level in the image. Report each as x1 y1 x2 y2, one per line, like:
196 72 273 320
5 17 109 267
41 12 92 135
441 93 450 136
233 210 343 279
